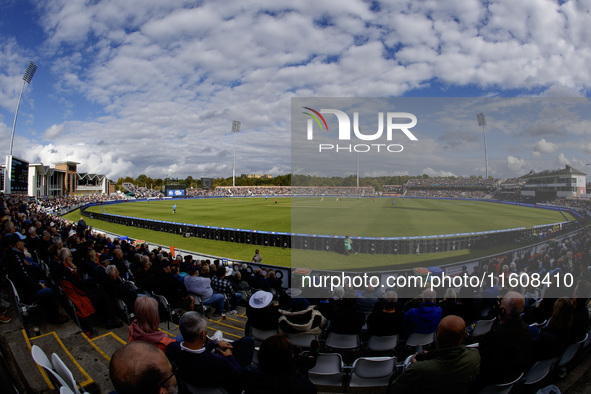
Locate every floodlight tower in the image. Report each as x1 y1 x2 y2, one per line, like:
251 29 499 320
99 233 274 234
10 61 38 156
231 120 241 187
476 112 488 179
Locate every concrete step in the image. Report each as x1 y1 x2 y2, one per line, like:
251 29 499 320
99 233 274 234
1 302 249 394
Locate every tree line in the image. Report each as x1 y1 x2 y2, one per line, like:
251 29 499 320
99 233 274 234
114 173 456 192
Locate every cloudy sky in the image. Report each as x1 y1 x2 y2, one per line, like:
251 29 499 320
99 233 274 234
1 0 591 181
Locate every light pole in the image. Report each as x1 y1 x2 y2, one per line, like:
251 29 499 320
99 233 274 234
10 61 37 156
476 112 488 179
356 151 359 188
232 120 241 187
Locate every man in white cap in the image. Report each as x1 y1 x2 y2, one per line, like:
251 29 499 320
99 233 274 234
245 290 279 336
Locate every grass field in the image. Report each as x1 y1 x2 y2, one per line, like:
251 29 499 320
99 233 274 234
85 197 573 237
72 197 576 270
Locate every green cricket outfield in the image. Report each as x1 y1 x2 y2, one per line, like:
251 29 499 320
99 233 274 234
66 197 575 270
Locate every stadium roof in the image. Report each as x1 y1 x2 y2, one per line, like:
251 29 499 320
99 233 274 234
520 165 586 179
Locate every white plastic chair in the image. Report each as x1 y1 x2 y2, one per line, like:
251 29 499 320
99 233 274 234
478 372 523 394
7 275 38 335
185 383 229 394
31 345 68 389
367 334 399 352
60 386 76 394
523 357 555 386
583 329 591 349
325 332 360 350
250 327 278 342
405 331 435 353
52 353 89 394
557 334 587 369
308 353 345 387
349 356 396 388
285 333 317 348
470 317 495 338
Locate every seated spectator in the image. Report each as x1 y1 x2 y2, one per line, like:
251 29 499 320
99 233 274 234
184 265 225 316
133 255 156 291
367 290 404 336
129 296 176 352
387 315 480 394
404 289 442 335
57 248 122 330
166 311 254 394
278 298 327 336
476 291 532 388
356 286 380 315
571 279 591 343
327 291 365 335
242 335 317 394
153 259 194 311
532 297 573 361
4 233 68 325
104 265 138 312
267 270 283 294
250 269 271 292
246 290 280 334
110 341 178 394
211 266 242 314
240 263 253 283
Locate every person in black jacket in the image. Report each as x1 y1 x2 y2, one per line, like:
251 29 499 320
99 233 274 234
4 234 67 324
153 259 194 311
242 335 316 394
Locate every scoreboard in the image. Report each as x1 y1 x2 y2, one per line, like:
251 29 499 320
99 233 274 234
4 155 29 195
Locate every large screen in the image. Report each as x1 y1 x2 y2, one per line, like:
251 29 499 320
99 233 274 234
166 188 185 197
4 156 29 194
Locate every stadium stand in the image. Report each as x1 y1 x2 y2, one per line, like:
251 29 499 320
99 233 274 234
2 190 591 392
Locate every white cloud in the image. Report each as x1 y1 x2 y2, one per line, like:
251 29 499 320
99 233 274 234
421 168 456 177
507 155 527 174
532 138 558 157
2 1 591 181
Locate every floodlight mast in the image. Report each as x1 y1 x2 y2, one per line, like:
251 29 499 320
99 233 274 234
476 112 488 179
232 120 241 187
9 61 37 156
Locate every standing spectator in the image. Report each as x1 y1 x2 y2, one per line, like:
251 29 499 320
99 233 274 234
252 249 262 263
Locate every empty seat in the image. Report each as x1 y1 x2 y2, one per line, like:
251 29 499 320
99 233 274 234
7 275 38 335
51 353 89 394
523 357 555 386
478 372 523 394
557 333 587 369
308 353 344 387
285 333 317 348
325 332 360 350
367 334 399 352
31 345 68 390
349 356 397 388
